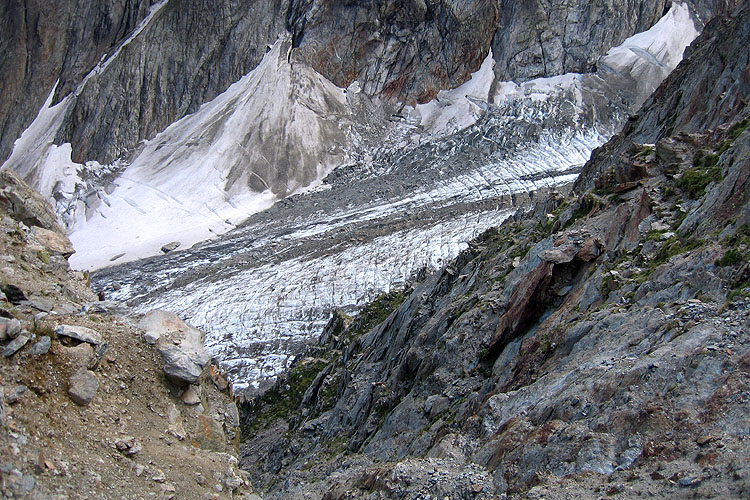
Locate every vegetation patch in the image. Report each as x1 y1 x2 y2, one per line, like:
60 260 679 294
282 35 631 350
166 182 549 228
242 358 328 436
677 150 722 199
346 289 409 341
716 249 745 267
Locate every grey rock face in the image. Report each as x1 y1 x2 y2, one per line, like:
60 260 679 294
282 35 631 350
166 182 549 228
239 6 750 496
289 0 499 103
67 368 99 406
575 3 750 193
5 0 714 173
55 0 288 164
492 0 669 82
0 0 156 164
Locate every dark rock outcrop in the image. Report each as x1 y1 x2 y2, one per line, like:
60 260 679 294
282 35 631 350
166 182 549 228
491 0 669 82
0 0 156 166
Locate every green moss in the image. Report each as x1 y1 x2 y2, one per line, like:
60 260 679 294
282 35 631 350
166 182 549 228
716 249 745 267
652 237 704 266
346 289 409 340
636 145 655 160
508 244 530 260
678 150 722 199
36 249 50 264
242 358 328 437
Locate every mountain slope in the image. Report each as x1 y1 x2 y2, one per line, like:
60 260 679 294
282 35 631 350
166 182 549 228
238 4 750 498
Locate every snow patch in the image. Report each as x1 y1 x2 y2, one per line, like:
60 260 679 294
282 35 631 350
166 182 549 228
412 51 496 137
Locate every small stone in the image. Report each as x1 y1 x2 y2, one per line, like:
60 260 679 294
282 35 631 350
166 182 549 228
152 469 166 482
56 325 103 345
161 242 181 253
115 436 142 456
606 483 624 495
3 318 22 339
224 475 243 491
21 474 34 492
67 368 99 406
678 476 702 488
696 435 714 446
3 334 29 357
181 385 201 405
5 385 27 404
134 464 146 476
28 336 51 356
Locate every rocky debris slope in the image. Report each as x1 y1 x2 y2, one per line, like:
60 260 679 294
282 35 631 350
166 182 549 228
238 4 750 499
0 173 254 497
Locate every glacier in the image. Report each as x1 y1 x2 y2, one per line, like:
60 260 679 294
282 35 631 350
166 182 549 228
3 3 701 394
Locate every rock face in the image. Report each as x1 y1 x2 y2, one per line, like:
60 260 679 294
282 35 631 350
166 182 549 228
239 4 750 498
491 0 668 82
0 0 156 166
288 0 499 104
54 0 288 165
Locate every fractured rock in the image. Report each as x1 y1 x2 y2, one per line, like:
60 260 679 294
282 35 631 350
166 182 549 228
67 368 98 406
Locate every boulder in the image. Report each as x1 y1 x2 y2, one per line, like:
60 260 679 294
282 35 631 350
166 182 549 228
56 325 103 345
139 310 210 384
160 241 181 253
28 226 75 257
28 336 51 356
67 368 98 406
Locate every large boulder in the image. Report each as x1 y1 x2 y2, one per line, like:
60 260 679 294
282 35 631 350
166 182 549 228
139 310 210 384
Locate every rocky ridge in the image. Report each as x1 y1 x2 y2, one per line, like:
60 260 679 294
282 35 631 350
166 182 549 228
0 172 254 498
237 4 750 499
1 1 722 168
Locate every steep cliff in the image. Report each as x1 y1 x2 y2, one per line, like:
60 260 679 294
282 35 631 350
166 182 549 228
0 0 157 166
238 4 750 498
